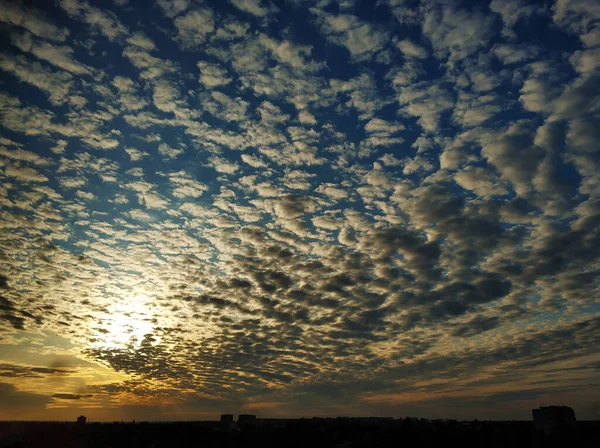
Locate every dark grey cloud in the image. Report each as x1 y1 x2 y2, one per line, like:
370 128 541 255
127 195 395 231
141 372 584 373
451 315 501 338
0 363 74 378
0 382 49 413
52 393 93 400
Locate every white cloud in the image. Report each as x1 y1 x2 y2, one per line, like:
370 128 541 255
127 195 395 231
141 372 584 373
126 32 156 50
258 34 324 72
153 80 183 113
208 156 240 174
168 171 207 198
230 0 277 17
0 54 73 105
125 147 149 161
492 44 539 65
5 165 48 182
158 143 184 159
552 0 600 37
156 0 190 18
364 168 392 188
365 118 405 134
396 39 428 59
0 139 51 166
490 0 545 38
202 91 249 122
12 33 92 76
378 153 403 167
76 190 96 200
0 2 69 41
331 73 388 120
59 0 129 41
257 101 289 124
454 166 509 198
422 3 495 62
316 183 348 201
197 61 231 88
298 110 317 124
397 81 454 132
312 214 342 230
52 140 68 154
138 191 170 209
241 154 268 168
311 9 388 60
81 135 120 150
174 8 215 48
127 208 151 220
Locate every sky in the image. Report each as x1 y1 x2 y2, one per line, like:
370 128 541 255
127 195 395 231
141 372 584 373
0 0 599 422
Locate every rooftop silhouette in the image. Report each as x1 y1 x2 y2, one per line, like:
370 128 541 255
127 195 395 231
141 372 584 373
0 411 598 448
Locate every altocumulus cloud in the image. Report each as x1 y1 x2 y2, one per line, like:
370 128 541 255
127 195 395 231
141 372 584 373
0 0 599 421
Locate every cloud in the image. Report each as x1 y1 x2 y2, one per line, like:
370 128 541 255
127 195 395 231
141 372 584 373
492 43 539 64
156 0 190 18
552 0 600 37
490 0 545 38
127 32 156 51
4 165 49 183
310 9 389 60
52 393 93 400
158 143 183 159
454 166 508 198
1 0 599 422
241 153 268 168
396 39 428 59
122 46 179 79
258 34 325 73
396 81 454 132
0 138 51 166
11 32 93 75
331 73 388 120
173 8 215 48
201 91 249 122
125 147 149 161
230 0 278 18
0 54 73 105
362 118 405 149
0 383 49 416
197 61 231 88
59 0 129 41
168 171 208 198
421 1 495 62
208 156 240 174
0 2 70 41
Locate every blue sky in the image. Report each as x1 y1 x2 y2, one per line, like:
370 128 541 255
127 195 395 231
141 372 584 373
0 0 599 421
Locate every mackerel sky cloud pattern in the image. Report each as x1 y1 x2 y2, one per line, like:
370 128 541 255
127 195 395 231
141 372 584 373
0 0 599 421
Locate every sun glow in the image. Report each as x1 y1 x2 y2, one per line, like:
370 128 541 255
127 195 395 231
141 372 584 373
94 297 157 349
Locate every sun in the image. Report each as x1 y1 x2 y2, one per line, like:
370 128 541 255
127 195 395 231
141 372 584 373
95 297 157 349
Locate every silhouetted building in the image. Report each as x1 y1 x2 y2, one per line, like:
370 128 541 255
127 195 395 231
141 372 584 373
237 414 256 425
220 414 234 429
220 414 234 424
76 415 87 425
532 406 576 434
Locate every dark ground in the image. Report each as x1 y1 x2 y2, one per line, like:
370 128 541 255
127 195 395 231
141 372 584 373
1 418 599 447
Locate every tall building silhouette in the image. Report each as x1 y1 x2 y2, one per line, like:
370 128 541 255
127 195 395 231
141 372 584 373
220 414 234 429
532 406 576 434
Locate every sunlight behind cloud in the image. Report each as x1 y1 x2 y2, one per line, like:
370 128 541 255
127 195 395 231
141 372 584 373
94 297 157 350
